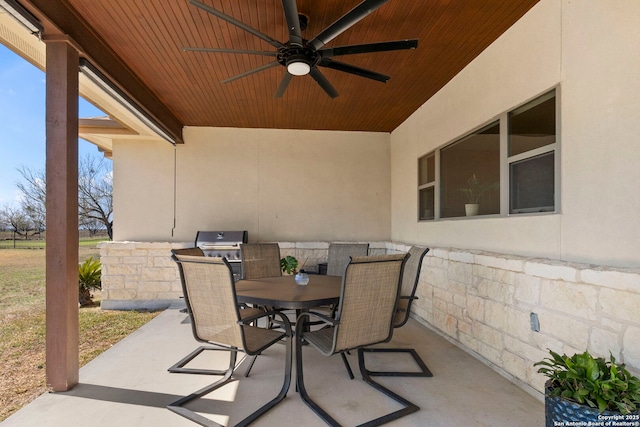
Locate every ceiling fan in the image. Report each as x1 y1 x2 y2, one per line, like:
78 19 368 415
185 0 418 98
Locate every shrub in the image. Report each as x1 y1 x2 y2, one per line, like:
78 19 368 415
78 257 102 307
535 350 640 414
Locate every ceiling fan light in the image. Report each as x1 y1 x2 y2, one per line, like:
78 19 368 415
287 61 311 76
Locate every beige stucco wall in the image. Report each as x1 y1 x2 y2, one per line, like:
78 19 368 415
113 127 391 242
112 139 176 241
560 1 640 268
391 0 640 269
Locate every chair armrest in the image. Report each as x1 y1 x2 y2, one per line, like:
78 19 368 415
296 310 338 328
238 309 292 334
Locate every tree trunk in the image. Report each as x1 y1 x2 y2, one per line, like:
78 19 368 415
78 288 93 307
106 221 113 240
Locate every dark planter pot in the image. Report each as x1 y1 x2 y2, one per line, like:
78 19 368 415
545 382 640 427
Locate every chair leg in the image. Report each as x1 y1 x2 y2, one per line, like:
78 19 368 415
296 335 420 427
237 330 292 427
168 341 292 427
296 330 341 427
340 353 355 380
361 348 433 377
357 348 420 427
167 350 237 427
244 354 258 377
168 346 236 375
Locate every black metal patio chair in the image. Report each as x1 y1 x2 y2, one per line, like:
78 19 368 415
240 243 282 279
360 246 433 377
295 253 419 427
326 242 369 276
168 247 263 376
168 254 292 427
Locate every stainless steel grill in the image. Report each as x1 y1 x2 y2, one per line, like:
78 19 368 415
195 230 248 278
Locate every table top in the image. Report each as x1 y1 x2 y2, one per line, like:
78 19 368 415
236 275 341 310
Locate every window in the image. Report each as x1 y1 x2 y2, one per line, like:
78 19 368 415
508 90 556 213
418 153 435 220
417 89 558 220
510 153 554 212
440 122 500 218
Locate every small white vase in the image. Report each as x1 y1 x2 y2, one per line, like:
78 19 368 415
294 272 309 286
465 203 479 216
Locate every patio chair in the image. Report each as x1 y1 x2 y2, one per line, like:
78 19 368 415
320 243 370 317
240 242 295 331
360 246 433 378
173 246 206 257
295 253 420 426
240 243 282 279
326 243 369 276
168 254 292 427
169 248 264 376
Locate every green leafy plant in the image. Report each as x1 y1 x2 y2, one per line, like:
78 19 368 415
78 257 102 307
535 349 640 414
458 173 497 204
280 256 298 275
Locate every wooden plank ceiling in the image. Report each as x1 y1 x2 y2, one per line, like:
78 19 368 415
34 0 539 133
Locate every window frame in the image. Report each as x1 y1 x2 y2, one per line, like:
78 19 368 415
417 151 437 221
417 87 560 221
506 89 560 215
439 120 501 219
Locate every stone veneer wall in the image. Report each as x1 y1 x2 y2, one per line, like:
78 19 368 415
98 241 396 310
99 242 183 310
98 240 640 398
412 248 640 399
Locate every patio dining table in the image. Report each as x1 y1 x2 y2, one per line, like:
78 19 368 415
235 274 341 312
235 274 342 383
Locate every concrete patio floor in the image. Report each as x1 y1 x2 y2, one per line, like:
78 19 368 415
2 303 544 427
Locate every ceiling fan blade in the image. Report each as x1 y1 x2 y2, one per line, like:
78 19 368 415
221 61 280 84
281 0 303 46
319 59 390 83
183 47 277 57
309 68 339 98
320 39 418 58
309 0 390 50
189 0 283 49
274 72 293 98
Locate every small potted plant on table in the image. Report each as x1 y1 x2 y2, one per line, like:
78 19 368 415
535 349 640 427
280 255 309 285
280 255 298 275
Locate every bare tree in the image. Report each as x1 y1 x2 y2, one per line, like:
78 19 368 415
79 217 105 237
16 165 46 233
78 155 113 240
15 154 113 240
0 205 35 239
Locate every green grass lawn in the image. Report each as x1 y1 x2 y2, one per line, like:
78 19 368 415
0 237 106 249
0 244 101 313
0 244 161 421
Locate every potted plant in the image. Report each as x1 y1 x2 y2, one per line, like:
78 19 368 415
458 173 496 216
78 257 102 307
535 350 640 427
280 255 310 285
280 255 299 275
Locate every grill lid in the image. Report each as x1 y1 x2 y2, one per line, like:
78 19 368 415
195 230 248 248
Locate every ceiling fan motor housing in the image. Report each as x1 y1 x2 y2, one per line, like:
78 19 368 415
278 44 319 71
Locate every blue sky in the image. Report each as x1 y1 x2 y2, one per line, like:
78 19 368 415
0 43 106 208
